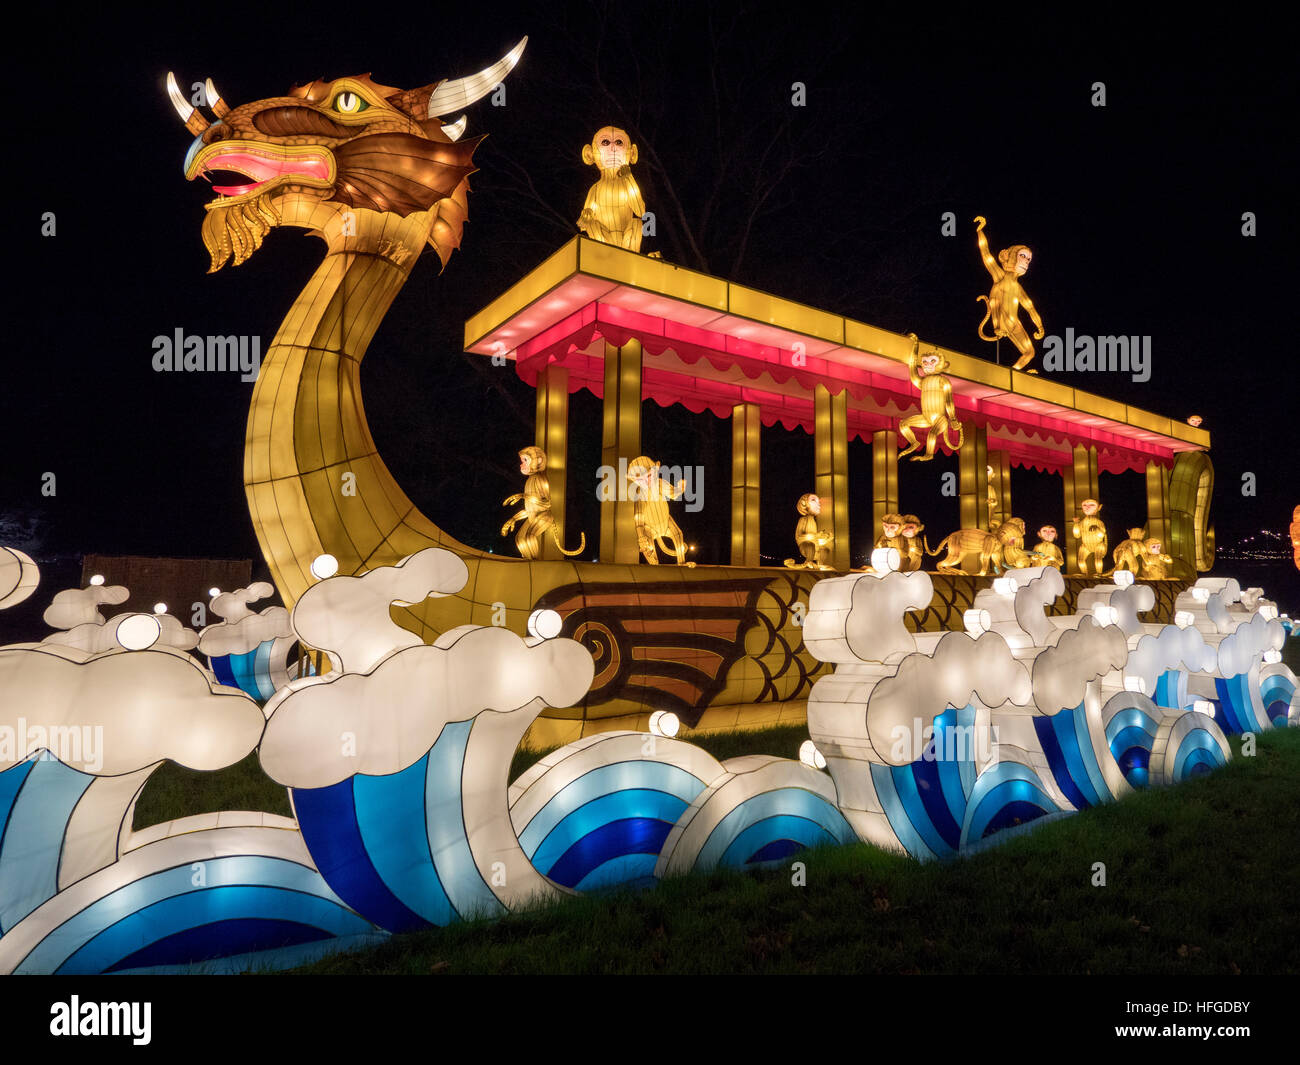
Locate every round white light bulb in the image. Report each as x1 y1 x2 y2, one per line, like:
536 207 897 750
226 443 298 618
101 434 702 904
870 547 900 573
527 608 563 640
311 554 339 580
89 574 105 586
153 602 168 614
648 710 679 738
799 740 827 770
116 613 162 651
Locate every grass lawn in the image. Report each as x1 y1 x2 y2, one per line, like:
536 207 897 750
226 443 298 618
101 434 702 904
272 727 1299 975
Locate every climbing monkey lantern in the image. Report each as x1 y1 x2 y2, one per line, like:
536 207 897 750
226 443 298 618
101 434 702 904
974 216 1045 371
577 126 646 252
898 333 963 460
501 446 586 560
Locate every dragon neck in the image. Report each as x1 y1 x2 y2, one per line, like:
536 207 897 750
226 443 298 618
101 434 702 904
245 203 482 609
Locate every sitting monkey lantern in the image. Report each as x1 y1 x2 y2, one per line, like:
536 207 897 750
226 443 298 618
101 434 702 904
577 126 647 253
501 446 586 560
1030 525 1064 569
784 493 834 570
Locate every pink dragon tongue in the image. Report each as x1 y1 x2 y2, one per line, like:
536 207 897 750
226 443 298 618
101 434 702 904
214 182 262 196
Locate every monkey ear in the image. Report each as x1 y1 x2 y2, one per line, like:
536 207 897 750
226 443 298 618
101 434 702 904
582 144 595 165
629 143 639 165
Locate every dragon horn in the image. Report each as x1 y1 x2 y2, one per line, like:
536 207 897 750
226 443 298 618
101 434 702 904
166 72 210 136
203 78 231 119
426 37 527 117
440 114 468 141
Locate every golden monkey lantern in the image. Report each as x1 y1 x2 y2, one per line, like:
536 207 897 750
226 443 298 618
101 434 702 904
784 493 834 570
1031 526 1065 569
501 446 585 560
898 333 963 460
577 126 647 253
975 216 1045 371
627 457 693 566
1072 499 1108 577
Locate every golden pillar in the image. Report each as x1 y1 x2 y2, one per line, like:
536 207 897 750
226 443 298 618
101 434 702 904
959 425 990 530
731 402 762 567
814 384 850 572
534 364 571 561
600 339 643 564
988 449 1012 527
872 428 899 540
1063 443 1100 574
1145 460 1170 549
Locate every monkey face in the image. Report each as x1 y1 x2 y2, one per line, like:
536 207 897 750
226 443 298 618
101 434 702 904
1015 248 1032 276
1081 499 1100 516
1188 415 1203 427
1038 525 1057 542
590 126 633 171
882 521 901 539
808 494 822 516
518 446 545 475
1146 539 1163 554
920 353 942 376
901 522 919 538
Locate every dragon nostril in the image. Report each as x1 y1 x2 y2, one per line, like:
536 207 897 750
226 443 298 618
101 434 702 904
202 123 231 146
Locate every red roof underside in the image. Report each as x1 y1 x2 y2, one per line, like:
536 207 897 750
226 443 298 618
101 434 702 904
508 301 1181 476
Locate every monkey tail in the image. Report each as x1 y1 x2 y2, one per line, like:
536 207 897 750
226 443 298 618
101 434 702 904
654 535 683 559
550 527 586 557
976 296 996 341
924 535 947 557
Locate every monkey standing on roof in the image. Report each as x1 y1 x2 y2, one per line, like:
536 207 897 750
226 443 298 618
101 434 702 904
578 126 646 252
974 216 1045 371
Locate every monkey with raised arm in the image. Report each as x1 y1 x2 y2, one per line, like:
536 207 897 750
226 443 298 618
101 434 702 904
577 126 646 252
974 216 1045 372
501 446 585 560
898 333 962 461
1072 499 1108 577
784 493 834 569
627 456 693 566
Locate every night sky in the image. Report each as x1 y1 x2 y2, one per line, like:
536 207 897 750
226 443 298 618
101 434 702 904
4 4 1297 639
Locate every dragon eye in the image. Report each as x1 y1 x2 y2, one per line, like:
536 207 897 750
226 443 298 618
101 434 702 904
333 91 367 114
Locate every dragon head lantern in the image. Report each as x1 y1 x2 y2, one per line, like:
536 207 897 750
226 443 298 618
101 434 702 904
166 39 526 272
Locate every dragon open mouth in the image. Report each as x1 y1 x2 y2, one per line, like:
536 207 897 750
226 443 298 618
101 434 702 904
186 142 335 203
